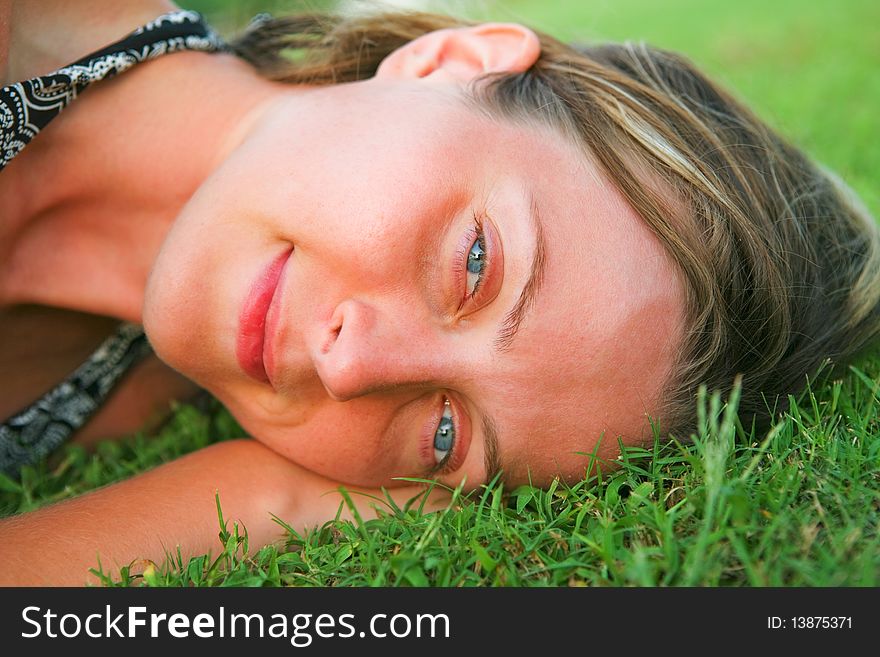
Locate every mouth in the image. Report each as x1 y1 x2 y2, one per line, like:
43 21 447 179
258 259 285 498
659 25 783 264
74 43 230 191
236 246 293 386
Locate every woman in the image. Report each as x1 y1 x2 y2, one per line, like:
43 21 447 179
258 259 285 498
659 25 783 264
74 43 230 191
1 0 878 585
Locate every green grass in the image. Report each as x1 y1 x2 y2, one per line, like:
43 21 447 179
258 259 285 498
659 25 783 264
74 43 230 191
1 0 878 586
3 357 878 586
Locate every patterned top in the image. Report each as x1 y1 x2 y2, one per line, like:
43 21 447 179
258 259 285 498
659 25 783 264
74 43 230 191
0 11 225 477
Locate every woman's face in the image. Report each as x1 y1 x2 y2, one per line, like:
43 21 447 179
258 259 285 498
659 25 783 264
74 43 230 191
144 72 684 490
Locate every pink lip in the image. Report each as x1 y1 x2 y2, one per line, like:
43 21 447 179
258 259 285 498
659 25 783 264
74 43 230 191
236 248 292 385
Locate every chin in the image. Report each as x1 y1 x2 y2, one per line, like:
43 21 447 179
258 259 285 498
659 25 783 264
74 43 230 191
142 274 172 359
143 274 205 383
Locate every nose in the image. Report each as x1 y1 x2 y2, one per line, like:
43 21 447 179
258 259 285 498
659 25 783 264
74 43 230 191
309 298 452 401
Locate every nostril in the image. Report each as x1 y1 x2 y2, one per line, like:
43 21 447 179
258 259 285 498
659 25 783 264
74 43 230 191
320 317 343 355
312 299 383 402
329 325 341 351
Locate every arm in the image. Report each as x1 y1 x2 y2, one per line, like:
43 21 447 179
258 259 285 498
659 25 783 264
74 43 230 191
0 439 448 586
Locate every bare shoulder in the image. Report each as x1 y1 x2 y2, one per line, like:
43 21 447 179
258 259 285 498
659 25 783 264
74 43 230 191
4 0 180 82
0 1 11 84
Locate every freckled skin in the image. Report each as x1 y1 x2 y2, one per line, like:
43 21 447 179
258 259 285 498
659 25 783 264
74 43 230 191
144 28 686 492
145 83 684 490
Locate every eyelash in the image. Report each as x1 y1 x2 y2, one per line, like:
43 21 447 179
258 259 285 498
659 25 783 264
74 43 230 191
428 214 492 475
429 397 455 474
455 212 488 309
430 215 489 473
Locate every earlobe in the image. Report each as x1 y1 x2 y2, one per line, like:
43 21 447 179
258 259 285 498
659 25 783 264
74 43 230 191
375 22 541 83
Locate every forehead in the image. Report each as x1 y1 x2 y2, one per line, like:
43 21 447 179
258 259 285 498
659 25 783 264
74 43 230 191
464 115 686 485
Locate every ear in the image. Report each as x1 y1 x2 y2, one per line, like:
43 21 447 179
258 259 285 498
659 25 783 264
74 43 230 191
375 23 541 83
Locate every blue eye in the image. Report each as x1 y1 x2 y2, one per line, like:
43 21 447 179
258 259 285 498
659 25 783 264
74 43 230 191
433 400 455 465
465 233 486 296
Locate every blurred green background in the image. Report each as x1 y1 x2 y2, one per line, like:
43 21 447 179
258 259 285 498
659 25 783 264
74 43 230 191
180 0 879 214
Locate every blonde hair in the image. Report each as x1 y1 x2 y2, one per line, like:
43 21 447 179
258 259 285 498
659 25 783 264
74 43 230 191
231 11 880 439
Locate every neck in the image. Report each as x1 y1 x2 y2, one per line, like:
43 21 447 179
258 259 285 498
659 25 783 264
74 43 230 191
0 51 285 322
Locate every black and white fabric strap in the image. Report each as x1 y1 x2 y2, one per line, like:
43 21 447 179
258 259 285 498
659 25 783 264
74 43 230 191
0 324 152 476
0 11 225 476
0 10 225 172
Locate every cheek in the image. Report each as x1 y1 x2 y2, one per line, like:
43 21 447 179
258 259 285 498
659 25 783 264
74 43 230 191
142 199 244 384
245 399 410 488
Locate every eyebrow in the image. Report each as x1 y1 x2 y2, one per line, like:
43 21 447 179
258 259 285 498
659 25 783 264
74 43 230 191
493 193 547 353
482 412 503 484
480 192 548 485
